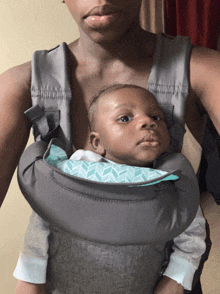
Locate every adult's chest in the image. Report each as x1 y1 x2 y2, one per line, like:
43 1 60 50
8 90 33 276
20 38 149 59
69 61 153 149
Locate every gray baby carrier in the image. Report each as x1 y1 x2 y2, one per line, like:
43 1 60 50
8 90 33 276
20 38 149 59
17 34 199 293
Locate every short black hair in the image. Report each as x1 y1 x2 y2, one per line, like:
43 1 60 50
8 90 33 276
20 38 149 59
88 83 149 130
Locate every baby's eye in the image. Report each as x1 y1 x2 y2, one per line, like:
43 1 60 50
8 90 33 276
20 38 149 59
119 115 132 123
151 115 161 121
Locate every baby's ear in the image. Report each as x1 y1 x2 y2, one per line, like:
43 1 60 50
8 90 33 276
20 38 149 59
89 132 106 156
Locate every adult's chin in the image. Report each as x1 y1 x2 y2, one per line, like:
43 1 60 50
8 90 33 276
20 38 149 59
80 16 139 45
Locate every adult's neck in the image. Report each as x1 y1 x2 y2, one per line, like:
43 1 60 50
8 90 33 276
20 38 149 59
76 23 153 64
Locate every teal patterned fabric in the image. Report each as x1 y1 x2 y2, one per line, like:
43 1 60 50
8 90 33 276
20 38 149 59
46 144 179 186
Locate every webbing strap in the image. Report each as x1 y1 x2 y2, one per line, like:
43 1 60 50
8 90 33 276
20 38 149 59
25 105 49 139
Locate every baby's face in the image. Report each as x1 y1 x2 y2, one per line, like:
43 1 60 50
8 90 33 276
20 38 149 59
92 87 170 166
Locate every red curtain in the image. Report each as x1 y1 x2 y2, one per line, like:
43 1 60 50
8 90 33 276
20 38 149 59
165 0 220 49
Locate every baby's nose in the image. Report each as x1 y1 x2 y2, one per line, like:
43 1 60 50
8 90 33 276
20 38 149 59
138 117 157 129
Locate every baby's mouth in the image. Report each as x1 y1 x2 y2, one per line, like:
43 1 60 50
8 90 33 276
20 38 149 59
137 134 160 147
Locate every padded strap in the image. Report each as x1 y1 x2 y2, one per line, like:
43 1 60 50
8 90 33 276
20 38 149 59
148 33 191 97
30 43 73 156
148 33 192 152
18 139 200 245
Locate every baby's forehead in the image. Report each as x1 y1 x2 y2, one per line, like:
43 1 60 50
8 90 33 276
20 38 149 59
99 87 160 109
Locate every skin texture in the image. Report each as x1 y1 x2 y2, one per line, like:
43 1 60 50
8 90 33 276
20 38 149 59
89 86 170 166
15 281 46 294
0 63 31 207
154 276 184 294
1 0 220 293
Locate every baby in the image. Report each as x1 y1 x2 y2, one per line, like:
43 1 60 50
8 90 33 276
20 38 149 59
69 83 170 169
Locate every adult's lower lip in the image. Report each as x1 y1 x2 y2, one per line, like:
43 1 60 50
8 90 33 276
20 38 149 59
84 13 119 29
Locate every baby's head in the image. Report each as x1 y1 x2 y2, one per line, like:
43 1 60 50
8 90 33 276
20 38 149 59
88 84 170 167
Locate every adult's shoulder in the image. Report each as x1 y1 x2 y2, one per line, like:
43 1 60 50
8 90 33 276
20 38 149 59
0 60 32 133
190 45 220 95
1 61 31 92
189 45 220 133
0 61 32 112
1 61 31 100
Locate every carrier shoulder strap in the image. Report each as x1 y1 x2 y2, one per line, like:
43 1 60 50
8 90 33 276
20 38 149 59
25 43 73 157
148 33 192 152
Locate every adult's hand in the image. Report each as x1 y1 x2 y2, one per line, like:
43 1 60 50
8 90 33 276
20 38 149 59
15 280 47 294
154 276 184 294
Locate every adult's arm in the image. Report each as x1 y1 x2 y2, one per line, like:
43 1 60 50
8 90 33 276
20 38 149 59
13 211 50 284
163 206 206 290
154 152 205 292
0 64 49 294
0 62 31 207
190 46 220 136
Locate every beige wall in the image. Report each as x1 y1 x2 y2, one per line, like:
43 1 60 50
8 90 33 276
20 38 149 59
1 2 220 294
0 1 79 293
